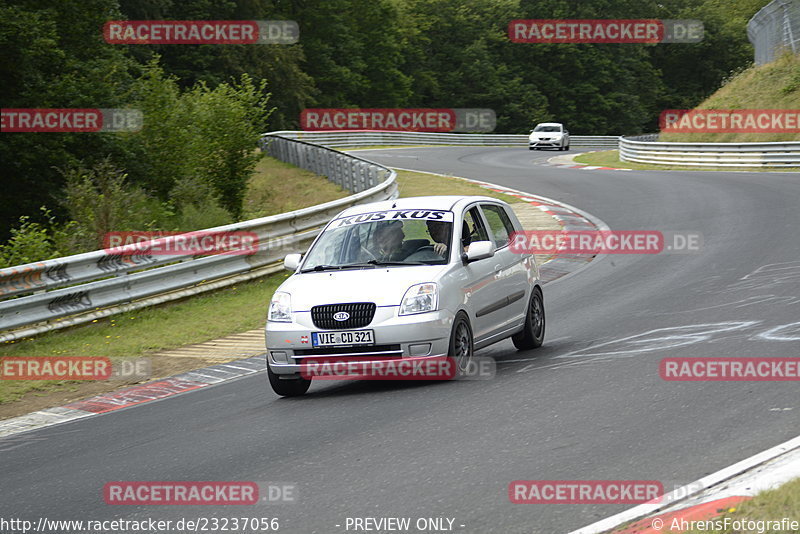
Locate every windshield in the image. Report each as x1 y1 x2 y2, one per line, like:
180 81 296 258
534 125 562 132
301 210 454 271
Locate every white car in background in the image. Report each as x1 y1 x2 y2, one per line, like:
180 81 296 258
529 122 570 150
265 196 545 396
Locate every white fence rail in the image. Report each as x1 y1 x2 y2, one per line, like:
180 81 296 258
0 135 398 341
267 130 619 149
619 135 800 167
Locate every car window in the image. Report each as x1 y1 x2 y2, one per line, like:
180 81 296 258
533 125 561 132
462 207 490 251
481 204 516 249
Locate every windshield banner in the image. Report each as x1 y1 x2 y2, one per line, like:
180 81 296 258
332 210 454 228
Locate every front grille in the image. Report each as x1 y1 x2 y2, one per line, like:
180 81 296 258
311 302 376 329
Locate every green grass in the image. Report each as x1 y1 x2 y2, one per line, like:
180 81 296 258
396 169 524 202
661 53 800 143
574 150 800 172
0 273 290 404
665 477 800 534
242 155 349 219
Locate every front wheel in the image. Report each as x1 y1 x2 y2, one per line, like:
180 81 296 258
512 287 545 350
449 312 474 375
268 366 311 397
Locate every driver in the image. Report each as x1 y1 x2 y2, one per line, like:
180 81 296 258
373 220 407 261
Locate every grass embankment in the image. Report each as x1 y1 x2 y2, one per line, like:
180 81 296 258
661 53 800 144
575 54 800 171
0 161 530 415
242 155 348 219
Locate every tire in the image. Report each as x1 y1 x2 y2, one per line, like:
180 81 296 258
512 286 545 350
449 312 474 375
565 144 570 151
529 146 536 151
268 366 311 397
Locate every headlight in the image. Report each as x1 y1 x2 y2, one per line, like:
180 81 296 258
399 283 438 315
268 291 292 322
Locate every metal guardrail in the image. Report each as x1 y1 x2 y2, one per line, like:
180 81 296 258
748 0 800 65
267 130 620 149
0 135 398 341
619 134 800 167
7 128 792 340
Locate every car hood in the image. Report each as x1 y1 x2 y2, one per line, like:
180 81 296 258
529 132 562 139
279 265 449 309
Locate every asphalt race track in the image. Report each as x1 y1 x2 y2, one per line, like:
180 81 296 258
1 147 798 534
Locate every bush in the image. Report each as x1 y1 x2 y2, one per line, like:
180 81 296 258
120 62 273 220
0 209 60 268
169 175 233 231
60 158 171 251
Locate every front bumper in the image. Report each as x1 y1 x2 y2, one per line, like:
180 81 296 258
266 307 452 375
529 138 563 148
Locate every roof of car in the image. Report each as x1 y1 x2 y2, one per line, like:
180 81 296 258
535 122 563 126
337 195 504 218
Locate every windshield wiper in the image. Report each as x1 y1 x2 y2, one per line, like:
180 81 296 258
365 260 426 266
300 264 347 273
301 263 378 273
301 260 426 273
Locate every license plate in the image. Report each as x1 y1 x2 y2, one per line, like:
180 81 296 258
312 330 374 347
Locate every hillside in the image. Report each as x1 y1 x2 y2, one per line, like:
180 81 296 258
661 53 800 142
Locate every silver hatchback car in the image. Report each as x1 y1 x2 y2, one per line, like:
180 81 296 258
265 195 545 396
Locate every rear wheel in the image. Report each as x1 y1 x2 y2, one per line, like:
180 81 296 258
449 312 474 375
268 366 311 397
512 287 545 350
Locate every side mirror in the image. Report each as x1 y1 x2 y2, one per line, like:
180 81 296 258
564 130 569 134
462 241 494 263
284 253 302 271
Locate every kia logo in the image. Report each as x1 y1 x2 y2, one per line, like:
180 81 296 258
333 311 350 322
